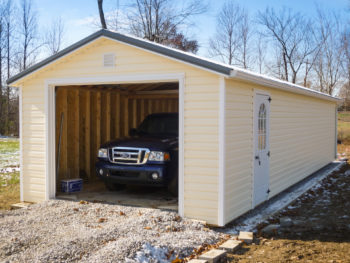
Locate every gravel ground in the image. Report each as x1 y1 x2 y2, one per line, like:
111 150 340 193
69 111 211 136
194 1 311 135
229 163 350 263
0 200 224 263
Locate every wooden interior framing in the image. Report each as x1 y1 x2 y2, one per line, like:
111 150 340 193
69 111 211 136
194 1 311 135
55 82 179 186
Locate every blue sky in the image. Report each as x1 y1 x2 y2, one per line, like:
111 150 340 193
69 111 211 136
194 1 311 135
34 0 349 57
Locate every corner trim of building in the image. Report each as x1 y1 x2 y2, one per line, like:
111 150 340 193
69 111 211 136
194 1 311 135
335 106 338 159
218 76 226 226
19 86 24 202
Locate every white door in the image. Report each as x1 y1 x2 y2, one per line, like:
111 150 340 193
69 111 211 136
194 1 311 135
253 92 270 207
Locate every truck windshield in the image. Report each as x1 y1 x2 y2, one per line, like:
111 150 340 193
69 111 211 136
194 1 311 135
138 114 178 136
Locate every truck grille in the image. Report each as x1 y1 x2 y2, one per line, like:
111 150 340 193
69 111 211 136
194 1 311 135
109 147 150 165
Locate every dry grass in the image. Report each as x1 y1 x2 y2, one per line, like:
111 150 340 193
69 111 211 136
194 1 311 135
0 175 20 210
338 111 350 160
0 138 20 210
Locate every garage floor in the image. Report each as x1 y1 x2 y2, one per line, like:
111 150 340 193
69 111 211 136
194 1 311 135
56 181 178 211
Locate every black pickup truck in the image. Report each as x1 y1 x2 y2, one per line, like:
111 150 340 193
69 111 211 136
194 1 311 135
95 113 178 195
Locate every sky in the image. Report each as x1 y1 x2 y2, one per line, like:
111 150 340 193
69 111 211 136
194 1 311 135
33 0 349 58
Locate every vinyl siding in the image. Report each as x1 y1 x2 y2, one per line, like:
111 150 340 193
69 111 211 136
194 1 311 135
17 37 220 224
21 79 46 202
224 79 336 224
224 79 254 223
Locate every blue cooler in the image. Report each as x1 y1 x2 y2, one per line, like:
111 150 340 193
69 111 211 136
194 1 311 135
61 178 83 193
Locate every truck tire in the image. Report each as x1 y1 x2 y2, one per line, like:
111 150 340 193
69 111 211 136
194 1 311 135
167 176 178 197
104 182 125 191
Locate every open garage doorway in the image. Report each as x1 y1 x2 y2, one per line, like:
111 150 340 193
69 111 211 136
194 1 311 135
54 81 179 210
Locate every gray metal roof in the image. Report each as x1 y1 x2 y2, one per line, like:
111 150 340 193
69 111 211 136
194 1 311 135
7 29 232 84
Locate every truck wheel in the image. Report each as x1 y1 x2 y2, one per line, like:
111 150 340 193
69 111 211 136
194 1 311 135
167 176 178 197
104 182 125 191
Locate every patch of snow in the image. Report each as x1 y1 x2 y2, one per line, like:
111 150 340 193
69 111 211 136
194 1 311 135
0 167 20 173
125 243 176 263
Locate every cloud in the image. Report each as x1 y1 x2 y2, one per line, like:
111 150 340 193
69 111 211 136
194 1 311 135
71 9 130 31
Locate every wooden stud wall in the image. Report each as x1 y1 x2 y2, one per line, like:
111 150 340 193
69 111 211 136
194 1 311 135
55 85 179 184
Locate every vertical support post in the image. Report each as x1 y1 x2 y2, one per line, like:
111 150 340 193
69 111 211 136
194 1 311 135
74 89 80 177
96 91 101 159
106 92 111 141
61 89 68 179
124 96 129 136
132 99 137 128
115 91 120 138
85 91 91 178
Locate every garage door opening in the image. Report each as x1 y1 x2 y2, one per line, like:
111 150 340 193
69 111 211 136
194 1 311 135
54 82 179 210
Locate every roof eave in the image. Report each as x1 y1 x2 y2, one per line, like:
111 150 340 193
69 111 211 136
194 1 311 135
230 69 340 103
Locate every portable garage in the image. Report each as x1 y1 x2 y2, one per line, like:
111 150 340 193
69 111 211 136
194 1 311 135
7 29 339 226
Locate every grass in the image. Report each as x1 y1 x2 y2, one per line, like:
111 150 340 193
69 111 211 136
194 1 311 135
0 172 20 210
338 111 350 160
0 138 20 210
0 139 19 154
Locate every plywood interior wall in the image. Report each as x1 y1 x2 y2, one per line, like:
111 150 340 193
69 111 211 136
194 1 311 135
55 84 179 185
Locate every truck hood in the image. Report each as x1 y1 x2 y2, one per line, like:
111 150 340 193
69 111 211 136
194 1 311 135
101 136 178 151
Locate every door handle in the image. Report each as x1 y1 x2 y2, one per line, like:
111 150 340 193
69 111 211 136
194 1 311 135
255 155 261 165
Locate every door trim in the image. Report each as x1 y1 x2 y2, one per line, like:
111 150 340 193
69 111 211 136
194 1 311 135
45 73 185 217
252 89 270 208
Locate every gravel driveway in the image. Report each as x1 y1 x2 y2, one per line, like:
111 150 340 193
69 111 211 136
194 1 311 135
0 200 223 262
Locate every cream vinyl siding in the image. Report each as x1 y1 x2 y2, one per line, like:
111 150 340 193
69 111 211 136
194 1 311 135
17 37 220 224
21 79 46 202
224 79 254 223
268 89 336 197
224 79 336 224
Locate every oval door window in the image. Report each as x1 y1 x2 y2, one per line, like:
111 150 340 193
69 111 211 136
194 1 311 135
258 103 266 150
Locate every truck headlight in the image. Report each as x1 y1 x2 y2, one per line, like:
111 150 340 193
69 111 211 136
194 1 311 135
98 148 108 158
148 151 170 162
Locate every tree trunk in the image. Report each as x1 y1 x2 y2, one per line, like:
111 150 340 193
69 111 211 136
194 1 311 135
6 21 10 135
0 25 3 135
97 0 107 29
282 51 288 81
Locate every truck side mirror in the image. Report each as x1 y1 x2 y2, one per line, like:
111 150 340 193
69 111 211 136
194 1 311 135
129 128 138 137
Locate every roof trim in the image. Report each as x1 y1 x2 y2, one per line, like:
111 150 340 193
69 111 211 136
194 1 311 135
7 29 339 102
6 29 232 84
230 69 340 102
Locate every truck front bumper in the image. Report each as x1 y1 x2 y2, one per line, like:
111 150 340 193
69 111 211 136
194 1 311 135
95 160 169 186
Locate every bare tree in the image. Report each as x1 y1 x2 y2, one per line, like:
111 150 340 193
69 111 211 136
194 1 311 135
44 17 65 55
256 33 267 74
236 10 252 69
0 2 5 135
97 0 107 29
3 0 14 135
257 7 319 84
127 0 206 52
208 1 252 68
313 9 344 95
18 0 39 71
341 30 350 106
